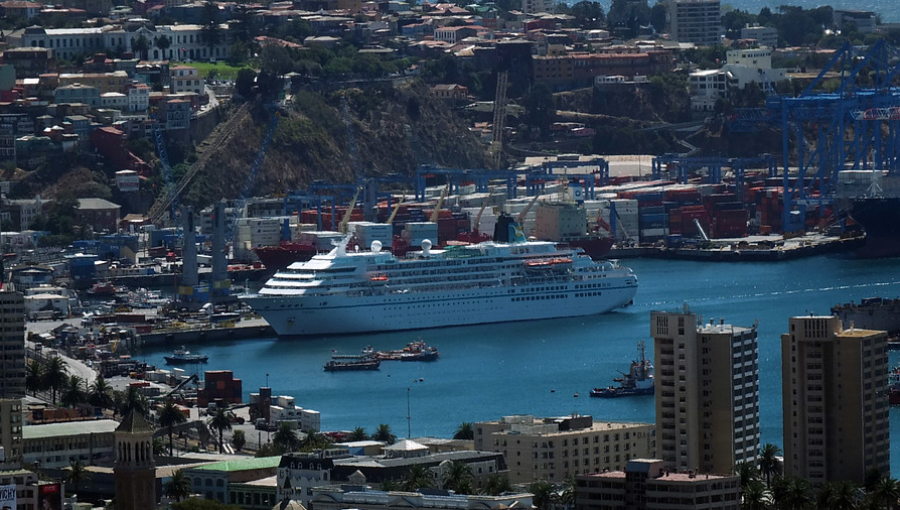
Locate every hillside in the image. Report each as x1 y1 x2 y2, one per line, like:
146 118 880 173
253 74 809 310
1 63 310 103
180 82 492 209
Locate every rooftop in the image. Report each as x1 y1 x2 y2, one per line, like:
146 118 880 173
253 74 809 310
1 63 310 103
189 455 282 473
23 419 119 440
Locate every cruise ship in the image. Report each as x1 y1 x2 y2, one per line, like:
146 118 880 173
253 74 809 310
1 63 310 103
241 223 638 336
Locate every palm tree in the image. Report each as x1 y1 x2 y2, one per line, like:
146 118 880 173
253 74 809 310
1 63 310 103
442 460 474 494
156 34 171 59
529 481 556 510
272 422 299 452
25 360 44 397
152 437 166 457
865 475 900 510
208 408 232 454
373 423 397 444
164 469 192 502
770 476 811 510
118 385 149 418
741 479 771 510
348 426 368 441
64 460 91 495
42 356 68 404
481 473 512 496
818 480 862 510
232 430 246 452
88 376 114 410
403 464 435 491
758 443 783 487
453 422 474 440
158 400 188 456
61 375 87 408
736 461 759 489
131 34 151 60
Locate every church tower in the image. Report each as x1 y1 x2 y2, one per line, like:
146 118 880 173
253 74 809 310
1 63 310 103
114 411 157 510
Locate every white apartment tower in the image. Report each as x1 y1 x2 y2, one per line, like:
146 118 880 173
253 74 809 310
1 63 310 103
781 316 890 485
666 0 723 46
651 308 760 474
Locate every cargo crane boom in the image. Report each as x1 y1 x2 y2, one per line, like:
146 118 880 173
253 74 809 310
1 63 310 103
429 185 450 223
489 70 509 168
227 109 280 243
152 119 180 226
339 187 363 234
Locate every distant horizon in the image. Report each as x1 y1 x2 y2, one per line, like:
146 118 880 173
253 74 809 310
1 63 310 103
562 0 898 24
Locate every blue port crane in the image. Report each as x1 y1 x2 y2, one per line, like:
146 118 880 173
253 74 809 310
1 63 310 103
151 117 180 228
226 105 281 242
728 40 900 231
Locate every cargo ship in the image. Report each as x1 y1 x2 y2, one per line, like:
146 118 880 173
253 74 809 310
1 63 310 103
253 231 346 271
240 219 638 336
831 297 900 338
836 170 900 258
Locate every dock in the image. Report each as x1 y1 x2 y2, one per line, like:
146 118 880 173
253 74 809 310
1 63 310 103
608 233 863 261
135 317 274 347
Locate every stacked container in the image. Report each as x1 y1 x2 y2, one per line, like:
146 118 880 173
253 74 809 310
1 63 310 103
348 221 393 250
401 222 439 249
604 199 639 242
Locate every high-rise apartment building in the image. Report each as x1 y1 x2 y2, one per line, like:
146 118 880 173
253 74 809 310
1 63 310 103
781 316 890 485
0 398 23 468
0 288 25 400
666 0 722 46
651 309 759 474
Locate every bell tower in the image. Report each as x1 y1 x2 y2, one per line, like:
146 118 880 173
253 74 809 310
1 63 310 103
114 411 157 510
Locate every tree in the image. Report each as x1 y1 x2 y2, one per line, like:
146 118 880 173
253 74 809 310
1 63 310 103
231 430 246 452
758 443 782 487
171 499 243 510
741 479 770 510
158 400 188 456
453 422 474 440
235 68 256 98
817 480 862 510
60 375 87 408
372 423 397 444
118 385 149 418
65 460 91 495
403 464 434 491
865 475 900 510
529 481 556 510
562 1 605 29
255 442 285 458
156 34 172 59
131 34 151 60
349 426 369 441
524 83 555 134
209 408 232 454
272 422 300 452
25 360 45 397
165 469 193 503
200 1 222 59
649 2 666 33
88 376 114 410
607 0 650 38
735 461 759 489
42 356 68 404
481 473 512 496
777 477 812 510
442 460 474 494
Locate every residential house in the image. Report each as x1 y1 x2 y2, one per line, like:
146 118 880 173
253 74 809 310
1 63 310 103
76 197 121 233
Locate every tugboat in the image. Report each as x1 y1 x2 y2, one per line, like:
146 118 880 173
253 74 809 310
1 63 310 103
164 347 209 364
590 341 654 398
324 354 381 372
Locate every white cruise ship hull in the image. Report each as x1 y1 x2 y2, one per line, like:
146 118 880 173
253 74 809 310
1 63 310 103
242 280 636 336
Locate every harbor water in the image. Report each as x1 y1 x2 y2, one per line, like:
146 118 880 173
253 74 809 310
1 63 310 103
138 254 900 474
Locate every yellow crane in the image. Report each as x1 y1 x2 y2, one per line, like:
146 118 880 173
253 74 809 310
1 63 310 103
339 187 362 234
516 193 541 224
386 195 407 225
429 184 451 223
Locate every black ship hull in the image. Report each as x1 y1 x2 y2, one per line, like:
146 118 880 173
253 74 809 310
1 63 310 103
848 197 900 258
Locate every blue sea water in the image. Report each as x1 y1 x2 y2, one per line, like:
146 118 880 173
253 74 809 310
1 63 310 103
580 0 900 23
139 255 900 474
